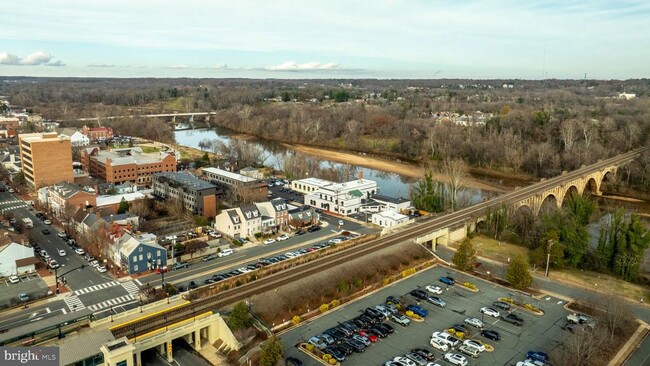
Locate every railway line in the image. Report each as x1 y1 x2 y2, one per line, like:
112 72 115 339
110 147 649 339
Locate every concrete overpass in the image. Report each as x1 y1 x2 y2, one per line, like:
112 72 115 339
58 111 216 123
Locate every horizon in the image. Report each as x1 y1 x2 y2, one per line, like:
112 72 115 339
2 1 650 79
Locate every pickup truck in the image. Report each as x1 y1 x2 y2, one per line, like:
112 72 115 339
502 313 524 326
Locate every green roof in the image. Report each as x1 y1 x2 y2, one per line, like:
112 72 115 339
349 189 363 197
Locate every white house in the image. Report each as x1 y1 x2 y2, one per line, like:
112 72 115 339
368 194 411 213
70 131 90 146
0 242 37 276
214 209 244 238
291 177 335 194
304 177 378 216
371 211 410 228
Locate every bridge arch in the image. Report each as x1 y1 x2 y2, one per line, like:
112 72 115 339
539 193 559 214
561 185 580 206
584 177 600 195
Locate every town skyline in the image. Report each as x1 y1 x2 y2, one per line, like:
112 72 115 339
1 0 649 79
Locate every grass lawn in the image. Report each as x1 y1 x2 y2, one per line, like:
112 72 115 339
140 146 160 153
461 235 649 302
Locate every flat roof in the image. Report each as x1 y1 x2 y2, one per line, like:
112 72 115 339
373 211 409 220
96 192 147 206
293 177 334 187
371 194 410 205
202 167 256 183
0 308 94 344
154 172 217 191
323 178 376 192
58 328 115 365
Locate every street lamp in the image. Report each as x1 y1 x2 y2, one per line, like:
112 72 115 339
110 306 114 322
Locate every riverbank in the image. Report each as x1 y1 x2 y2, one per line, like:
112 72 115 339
282 142 509 192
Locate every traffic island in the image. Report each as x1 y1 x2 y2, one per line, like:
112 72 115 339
498 297 544 315
458 282 480 293
297 343 341 366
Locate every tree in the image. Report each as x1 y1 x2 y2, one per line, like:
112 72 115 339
259 336 284 366
410 171 445 212
183 240 207 259
440 158 467 211
452 238 477 272
117 197 130 214
505 254 533 290
227 302 253 330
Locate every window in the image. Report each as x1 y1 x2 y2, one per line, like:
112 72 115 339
139 247 143 252
134 264 138 271
157 250 161 257
132 255 137 261
139 254 143 260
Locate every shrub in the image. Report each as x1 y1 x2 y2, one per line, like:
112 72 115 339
319 303 330 313
330 299 340 308
254 232 262 239
329 359 337 365
291 315 301 325
525 303 540 312
382 278 391 286
323 354 331 361
305 343 315 352
405 310 414 317
462 282 477 290
353 278 363 288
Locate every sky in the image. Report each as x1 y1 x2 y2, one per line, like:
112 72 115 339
1 0 649 79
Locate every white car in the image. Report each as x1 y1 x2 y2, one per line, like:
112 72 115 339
277 234 289 241
480 307 500 318
463 339 486 352
208 232 222 239
393 356 416 366
430 337 450 351
431 331 459 347
425 285 442 294
426 363 443 366
96 266 107 273
89 260 99 268
263 238 276 245
57 249 67 257
8 275 20 284
516 360 544 366
338 220 344 226
238 267 252 273
285 252 297 258
444 353 468 366
75 248 85 255
57 232 67 238
464 317 484 328
43 219 52 225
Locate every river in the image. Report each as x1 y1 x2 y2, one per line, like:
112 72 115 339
174 127 485 202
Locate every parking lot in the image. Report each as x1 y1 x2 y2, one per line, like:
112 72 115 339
1 273 49 307
280 265 569 366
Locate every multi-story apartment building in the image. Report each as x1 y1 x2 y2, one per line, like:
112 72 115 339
199 167 267 202
152 172 218 218
81 147 176 186
46 181 97 217
18 132 74 188
301 174 379 216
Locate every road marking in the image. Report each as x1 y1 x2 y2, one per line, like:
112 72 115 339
61 308 67 314
63 296 86 311
46 308 51 313
121 281 140 296
73 281 120 295
30 317 44 322
135 279 143 286
88 294 136 312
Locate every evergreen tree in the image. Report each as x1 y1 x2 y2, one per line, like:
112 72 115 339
227 302 253 330
410 171 445 212
452 238 477 272
260 336 284 366
505 254 533 290
117 197 130 214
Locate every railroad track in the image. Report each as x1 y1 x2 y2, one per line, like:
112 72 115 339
111 147 648 339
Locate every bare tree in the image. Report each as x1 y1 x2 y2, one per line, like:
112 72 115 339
129 198 153 219
560 329 605 366
560 119 578 152
439 158 468 212
599 294 633 341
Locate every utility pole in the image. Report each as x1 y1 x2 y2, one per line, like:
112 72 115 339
545 239 556 277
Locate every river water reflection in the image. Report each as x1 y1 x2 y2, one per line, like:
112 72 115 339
174 128 483 202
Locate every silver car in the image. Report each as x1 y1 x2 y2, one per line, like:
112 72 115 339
464 317 484 328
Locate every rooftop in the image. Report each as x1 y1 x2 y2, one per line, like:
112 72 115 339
294 177 334 188
19 132 70 143
370 194 410 205
202 167 256 183
58 328 115 365
154 172 217 191
374 211 409 221
93 147 172 166
323 178 377 192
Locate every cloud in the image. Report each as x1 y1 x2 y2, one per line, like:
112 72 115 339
0 50 64 66
0 52 20 65
212 63 228 70
20 51 53 65
264 61 340 71
45 60 66 67
88 63 116 68
166 64 189 69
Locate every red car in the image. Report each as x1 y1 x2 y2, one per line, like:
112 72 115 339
156 266 168 274
358 330 378 343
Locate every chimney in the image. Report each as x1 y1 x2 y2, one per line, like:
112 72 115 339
358 171 363 181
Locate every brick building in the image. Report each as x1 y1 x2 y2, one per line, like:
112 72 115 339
18 132 74 188
46 181 97 217
81 125 113 141
153 172 218 218
81 147 176 186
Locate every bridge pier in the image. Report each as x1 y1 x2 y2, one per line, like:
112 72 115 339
135 351 141 366
166 341 174 363
194 329 201 350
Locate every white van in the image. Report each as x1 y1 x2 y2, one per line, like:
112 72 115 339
218 248 234 257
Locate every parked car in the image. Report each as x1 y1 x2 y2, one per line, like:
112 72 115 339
187 281 198 290
48 260 59 269
171 262 189 270
393 356 416 366
405 352 427 366
427 296 446 307
429 337 450 351
526 351 549 363
377 322 394 334
431 332 460 347
463 339 486 352
480 329 501 341
57 249 67 257
439 276 455 285
8 275 20 284
18 293 30 302
96 266 107 273
43 219 52 225
411 348 435 361
277 234 289 241
345 339 366 353
458 344 480 358
307 225 321 232
443 353 468 366
391 313 411 326
218 248 234 257
410 289 429 300
203 254 218 262
425 284 442 294
358 330 378 342
42 229 51 235
285 357 303 366
464 317 484 328
480 307 500 318
502 313 524 326
492 301 511 310
89 260 99 268
57 232 67 239
74 248 85 255
263 238 276 245
208 232 222 239
295 230 306 235
338 220 345 226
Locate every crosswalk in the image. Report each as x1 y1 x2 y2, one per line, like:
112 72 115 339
88 294 137 312
63 296 85 311
121 281 140 296
0 200 27 213
73 281 120 296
